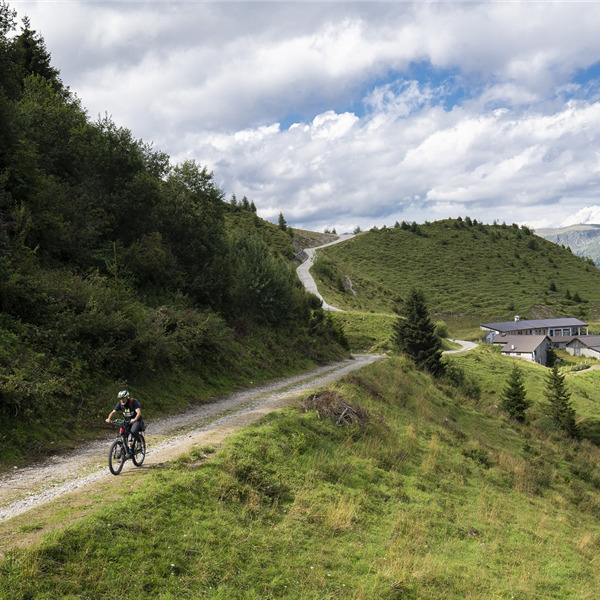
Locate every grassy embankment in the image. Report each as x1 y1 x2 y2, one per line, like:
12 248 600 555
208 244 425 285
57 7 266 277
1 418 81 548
308 219 600 352
2 348 600 599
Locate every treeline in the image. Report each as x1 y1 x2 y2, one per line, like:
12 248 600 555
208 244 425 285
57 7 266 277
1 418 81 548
0 2 347 455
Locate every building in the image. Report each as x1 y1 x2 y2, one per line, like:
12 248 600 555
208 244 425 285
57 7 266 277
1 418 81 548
490 334 552 365
481 317 588 343
565 336 600 360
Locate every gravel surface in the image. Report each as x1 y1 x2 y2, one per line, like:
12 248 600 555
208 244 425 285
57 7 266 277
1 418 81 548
0 354 383 524
295 234 354 311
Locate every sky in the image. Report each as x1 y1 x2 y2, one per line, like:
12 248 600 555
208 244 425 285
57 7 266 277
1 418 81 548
10 1 600 233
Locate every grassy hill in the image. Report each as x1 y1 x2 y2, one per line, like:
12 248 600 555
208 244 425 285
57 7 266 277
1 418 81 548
3 350 600 599
311 219 600 334
0 11 351 466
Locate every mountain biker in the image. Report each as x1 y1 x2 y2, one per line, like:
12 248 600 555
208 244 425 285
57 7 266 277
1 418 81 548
105 390 144 455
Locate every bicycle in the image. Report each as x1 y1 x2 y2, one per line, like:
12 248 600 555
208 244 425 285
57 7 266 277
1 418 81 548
108 420 146 475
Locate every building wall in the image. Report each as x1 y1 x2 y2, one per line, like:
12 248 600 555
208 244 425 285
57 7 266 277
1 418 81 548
566 341 600 359
503 351 536 363
503 341 549 365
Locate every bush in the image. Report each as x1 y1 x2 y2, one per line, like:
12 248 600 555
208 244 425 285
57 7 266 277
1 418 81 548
434 320 448 339
443 361 481 401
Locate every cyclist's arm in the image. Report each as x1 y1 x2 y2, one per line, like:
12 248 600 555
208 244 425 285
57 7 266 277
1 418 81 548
130 408 142 423
105 409 117 423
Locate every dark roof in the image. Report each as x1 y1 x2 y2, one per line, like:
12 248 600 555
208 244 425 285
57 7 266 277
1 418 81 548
481 318 588 333
550 335 577 344
566 335 600 349
499 335 550 353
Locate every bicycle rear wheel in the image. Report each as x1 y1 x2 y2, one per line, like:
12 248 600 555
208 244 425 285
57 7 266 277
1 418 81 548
132 434 146 467
108 440 125 475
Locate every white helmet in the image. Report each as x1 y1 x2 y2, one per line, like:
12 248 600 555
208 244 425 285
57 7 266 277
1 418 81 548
117 390 130 400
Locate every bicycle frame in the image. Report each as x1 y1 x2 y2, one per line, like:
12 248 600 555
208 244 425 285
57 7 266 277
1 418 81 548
118 423 133 451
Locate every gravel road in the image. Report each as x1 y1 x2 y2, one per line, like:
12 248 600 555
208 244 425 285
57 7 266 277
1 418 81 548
295 233 354 311
0 354 383 524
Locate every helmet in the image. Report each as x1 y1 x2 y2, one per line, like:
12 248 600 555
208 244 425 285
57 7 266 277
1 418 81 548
117 390 130 400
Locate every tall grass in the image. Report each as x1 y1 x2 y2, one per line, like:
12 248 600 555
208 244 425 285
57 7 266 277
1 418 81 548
2 353 600 599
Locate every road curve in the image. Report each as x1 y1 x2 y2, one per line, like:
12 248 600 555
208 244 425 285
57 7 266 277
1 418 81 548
296 234 355 311
443 340 478 354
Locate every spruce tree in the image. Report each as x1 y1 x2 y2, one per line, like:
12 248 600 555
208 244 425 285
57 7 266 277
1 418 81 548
278 212 287 231
392 288 444 377
501 364 530 422
544 365 579 438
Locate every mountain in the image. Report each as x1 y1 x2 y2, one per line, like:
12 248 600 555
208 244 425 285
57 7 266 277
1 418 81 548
536 224 600 266
310 218 600 327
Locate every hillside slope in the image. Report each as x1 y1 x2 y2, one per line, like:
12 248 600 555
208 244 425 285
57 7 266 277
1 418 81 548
537 224 600 266
3 352 600 599
0 13 349 466
311 219 600 327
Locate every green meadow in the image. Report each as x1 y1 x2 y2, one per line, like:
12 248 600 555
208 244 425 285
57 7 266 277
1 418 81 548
2 350 600 599
312 220 600 330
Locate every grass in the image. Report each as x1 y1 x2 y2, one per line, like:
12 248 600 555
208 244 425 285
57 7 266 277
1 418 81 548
312 220 600 330
329 310 395 353
329 309 461 354
3 352 600 599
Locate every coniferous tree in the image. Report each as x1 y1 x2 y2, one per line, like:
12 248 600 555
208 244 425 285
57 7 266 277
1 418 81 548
501 364 530 422
545 347 557 368
392 288 444 377
14 17 62 92
544 365 579 438
278 212 287 231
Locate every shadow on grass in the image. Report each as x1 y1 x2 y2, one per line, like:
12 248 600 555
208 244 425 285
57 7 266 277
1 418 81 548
579 418 600 446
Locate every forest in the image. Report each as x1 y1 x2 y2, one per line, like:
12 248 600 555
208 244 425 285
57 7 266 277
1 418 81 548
0 2 348 461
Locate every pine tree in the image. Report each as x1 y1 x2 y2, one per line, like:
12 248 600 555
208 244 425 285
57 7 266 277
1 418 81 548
544 365 579 438
14 17 62 91
392 288 444 377
278 212 287 231
501 364 530 422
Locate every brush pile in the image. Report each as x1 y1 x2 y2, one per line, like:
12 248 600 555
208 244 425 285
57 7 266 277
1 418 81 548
301 390 369 428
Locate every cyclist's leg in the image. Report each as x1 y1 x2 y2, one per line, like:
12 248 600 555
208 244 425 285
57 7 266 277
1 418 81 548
130 420 141 443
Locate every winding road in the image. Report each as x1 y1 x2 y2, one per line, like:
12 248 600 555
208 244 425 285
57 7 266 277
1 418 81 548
0 233 477 539
296 233 354 311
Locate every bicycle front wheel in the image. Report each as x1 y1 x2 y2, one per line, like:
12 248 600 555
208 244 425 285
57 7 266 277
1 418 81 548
132 434 146 467
108 440 125 475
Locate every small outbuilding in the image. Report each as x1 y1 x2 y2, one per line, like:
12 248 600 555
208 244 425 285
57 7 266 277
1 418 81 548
494 334 552 365
565 336 600 360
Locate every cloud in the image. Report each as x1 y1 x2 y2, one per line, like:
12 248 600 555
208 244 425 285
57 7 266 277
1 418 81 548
12 1 600 231
190 94 600 232
562 206 600 227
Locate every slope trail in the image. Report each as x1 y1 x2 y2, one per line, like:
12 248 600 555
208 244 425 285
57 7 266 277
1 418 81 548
0 354 382 528
296 233 354 311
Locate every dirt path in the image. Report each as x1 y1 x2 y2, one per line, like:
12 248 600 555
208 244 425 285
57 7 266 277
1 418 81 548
443 340 478 354
0 354 383 530
295 233 354 311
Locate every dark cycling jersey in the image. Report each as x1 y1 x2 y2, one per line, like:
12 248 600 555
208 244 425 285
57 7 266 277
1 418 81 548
114 398 141 423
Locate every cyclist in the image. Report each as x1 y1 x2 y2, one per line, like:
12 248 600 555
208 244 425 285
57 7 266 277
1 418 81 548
105 390 144 455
